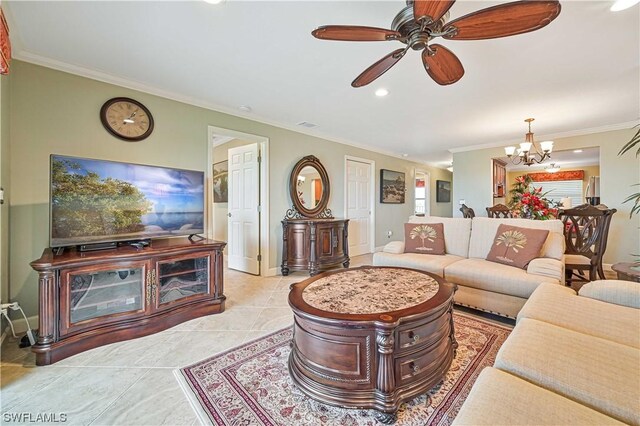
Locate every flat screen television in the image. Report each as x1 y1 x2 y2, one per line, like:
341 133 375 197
50 155 205 248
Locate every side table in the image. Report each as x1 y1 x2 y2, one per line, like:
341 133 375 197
611 262 640 283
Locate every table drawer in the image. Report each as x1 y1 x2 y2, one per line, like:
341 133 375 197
396 313 450 353
395 336 452 387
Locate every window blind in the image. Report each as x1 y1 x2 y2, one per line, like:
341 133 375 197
529 180 584 207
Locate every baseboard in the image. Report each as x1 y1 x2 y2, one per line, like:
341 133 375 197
374 246 385 253
265 267 279 277
6 315 38 335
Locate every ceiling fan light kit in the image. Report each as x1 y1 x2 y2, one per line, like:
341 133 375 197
311 0 561 87
505 118 554 167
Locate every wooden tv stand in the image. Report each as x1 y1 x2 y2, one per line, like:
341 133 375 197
30 237 226 366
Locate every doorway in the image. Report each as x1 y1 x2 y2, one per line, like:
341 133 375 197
414 169 431 216
344 156 375 256
207 126 271 276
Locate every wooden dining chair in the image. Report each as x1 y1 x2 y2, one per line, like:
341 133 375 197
560 204 617 285
486 203 512 218
459 204 476 219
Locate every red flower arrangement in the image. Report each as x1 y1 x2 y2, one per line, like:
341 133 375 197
509 174 560 220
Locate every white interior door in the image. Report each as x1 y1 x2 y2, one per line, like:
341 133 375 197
346 159 373 257
227 143 260 275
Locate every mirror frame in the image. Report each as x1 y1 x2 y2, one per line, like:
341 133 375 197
288 155 331 218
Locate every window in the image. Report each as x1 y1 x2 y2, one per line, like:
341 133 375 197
415 171 430 215
529 180 583 207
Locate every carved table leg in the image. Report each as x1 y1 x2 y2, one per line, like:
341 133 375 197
375 411 397 424
448 304 458 356
376 331 395 394
281 266 290 276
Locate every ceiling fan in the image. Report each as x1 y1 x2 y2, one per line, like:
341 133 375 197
312 0 561 87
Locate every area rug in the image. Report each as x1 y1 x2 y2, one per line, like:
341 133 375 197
175 312 511 426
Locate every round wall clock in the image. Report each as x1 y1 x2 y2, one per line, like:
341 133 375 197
100 97 154 142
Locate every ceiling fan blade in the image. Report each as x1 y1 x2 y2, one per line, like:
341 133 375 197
413 0 456 24
312 25 401 42
443 0 561 41
422 44 464 85
352 48 406 88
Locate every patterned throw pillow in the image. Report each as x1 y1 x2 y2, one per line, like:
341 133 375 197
404 223 446 255
486 224 549 269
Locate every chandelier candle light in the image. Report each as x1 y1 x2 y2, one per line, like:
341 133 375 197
505 118 553 166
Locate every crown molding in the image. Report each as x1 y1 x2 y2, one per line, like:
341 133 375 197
12 49 444 169
448 120 639 154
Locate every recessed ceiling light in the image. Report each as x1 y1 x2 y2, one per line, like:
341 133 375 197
238 105 252 112
203 0 225 4
401 153 409 157
375 88 389 97
611 0 639 11
573 149 583 153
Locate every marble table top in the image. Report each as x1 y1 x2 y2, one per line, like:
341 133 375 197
302 268 440 314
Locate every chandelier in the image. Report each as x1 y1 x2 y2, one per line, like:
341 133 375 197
504 118 553 166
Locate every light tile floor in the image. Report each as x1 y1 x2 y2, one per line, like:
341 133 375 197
0 255 374 425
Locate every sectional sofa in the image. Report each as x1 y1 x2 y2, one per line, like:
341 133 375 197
454 280 640 425
373 216 565 318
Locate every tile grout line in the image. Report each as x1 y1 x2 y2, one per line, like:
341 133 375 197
87 367 153 425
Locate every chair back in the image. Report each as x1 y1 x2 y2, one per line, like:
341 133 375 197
486 203 512 218
459 204 476 219
560 204 616 263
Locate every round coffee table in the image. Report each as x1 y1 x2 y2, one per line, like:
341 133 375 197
288 266 457 423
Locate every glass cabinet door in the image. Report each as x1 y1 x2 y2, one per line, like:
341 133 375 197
61 261 149 335
156 255 210 306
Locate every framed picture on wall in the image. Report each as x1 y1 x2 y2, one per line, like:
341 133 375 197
436 180 451 203
212 160 228 203
380 169 405 204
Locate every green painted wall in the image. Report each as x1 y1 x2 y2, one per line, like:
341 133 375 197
1 72 10 308
453 129 640 264
8 60 452 317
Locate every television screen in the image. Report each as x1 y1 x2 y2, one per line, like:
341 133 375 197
50 155 205 247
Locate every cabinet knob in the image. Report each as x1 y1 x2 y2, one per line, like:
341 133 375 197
409 362 420 375
228 213 232 217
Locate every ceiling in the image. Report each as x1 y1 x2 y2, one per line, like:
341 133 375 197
5 1 639 167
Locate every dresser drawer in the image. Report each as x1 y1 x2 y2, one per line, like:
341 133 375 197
396 313 450 353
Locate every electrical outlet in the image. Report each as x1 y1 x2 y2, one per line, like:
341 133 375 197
387 230 393 238
459 199 466 205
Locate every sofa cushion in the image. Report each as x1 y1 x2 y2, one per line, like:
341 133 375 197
408 216 471 258
519 283 640 348
404 222 445 255
495 318 640 425
486 224 549 269
372 252 463 277
527 257 565 282
444 258 560 299
579 280 640 309
382 241 404 254
452 367 624 426
469 217 564 260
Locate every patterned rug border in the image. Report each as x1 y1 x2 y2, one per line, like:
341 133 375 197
175 312 513 426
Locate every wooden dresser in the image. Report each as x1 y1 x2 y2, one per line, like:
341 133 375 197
281 218 349 276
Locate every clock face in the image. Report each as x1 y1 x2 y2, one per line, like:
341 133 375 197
100 98 154 141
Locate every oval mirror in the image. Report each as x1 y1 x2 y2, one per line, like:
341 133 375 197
288 156 331 218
